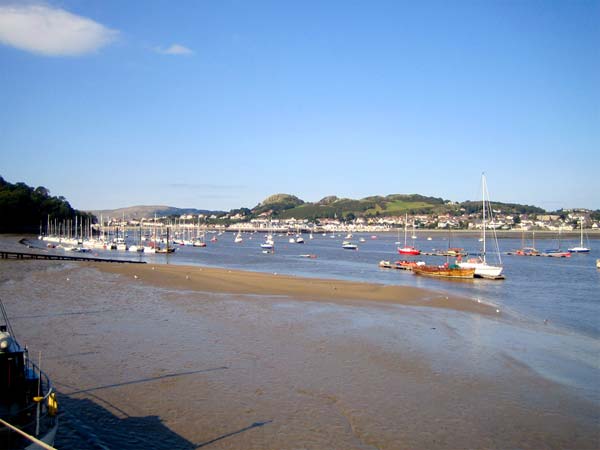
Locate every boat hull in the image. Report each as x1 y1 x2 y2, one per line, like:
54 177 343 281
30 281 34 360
413 265 475 279
398 247 420 255
457 262 503 278
568 247 590 253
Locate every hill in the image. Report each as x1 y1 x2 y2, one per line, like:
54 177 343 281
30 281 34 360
256 193 447 220
0 176 91 233
252 193 545 220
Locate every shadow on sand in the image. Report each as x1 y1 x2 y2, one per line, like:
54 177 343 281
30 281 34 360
54 367 272 449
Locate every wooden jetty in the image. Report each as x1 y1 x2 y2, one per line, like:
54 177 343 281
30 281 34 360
0 250 146 264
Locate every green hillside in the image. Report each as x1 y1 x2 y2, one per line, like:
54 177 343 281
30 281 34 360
0 176 92 233
260 194 446 220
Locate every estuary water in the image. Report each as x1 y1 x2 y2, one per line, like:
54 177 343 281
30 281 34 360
50 231 599 339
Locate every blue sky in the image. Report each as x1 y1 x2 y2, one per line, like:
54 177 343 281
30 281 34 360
0 0 598 211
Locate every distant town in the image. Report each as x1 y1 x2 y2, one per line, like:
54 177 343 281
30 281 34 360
102 208 599 234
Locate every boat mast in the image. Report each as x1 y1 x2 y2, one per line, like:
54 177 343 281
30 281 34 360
404 213 408 247
482 173 486 262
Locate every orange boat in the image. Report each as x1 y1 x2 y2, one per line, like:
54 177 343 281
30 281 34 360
394 260 424 270
412 263 475 279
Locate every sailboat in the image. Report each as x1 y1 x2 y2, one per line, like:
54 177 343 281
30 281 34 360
234 230 243 243
260 229 275 249
508 230 540 256
156 227 176 253
568 219 590 253
398 214 420 255
458 174 504 278
543 228 571 257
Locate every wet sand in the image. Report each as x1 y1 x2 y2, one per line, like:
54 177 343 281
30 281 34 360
92 262 498 315
1 259 599 449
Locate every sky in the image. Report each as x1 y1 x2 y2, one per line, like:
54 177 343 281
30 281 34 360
0 0 598 212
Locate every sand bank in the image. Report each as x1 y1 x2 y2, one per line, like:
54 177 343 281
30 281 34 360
91 262 497 315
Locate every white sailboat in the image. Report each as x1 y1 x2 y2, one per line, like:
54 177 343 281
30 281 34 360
458 173 504 278
261 231 275 249
234 230 243 243
568 219 590 253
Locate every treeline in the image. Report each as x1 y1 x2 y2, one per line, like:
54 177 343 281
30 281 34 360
0 176 93 233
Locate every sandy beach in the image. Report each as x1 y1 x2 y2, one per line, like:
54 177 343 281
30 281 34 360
0 258 598 449
92 262 498 315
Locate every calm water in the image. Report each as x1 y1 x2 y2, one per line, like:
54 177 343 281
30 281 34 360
33 231 600 338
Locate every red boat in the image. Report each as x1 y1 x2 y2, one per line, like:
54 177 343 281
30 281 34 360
397 214 420 255
398 246 421 255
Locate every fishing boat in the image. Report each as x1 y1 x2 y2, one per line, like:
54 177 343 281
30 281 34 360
568 220 590 253
458 174 503 278
1 298 58 449
413 264 475 279
398 214 420 255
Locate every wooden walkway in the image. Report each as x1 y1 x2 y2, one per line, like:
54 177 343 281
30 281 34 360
0 250 146 264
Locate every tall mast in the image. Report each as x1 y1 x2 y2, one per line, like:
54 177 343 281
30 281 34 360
404 213 408 247
482 173 486 262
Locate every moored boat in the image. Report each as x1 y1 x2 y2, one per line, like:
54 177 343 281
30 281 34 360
397 214 421 255
395 260 425 271
509 247 540 256
398 246 421 255
541 250 571 258
568 219 590 253
1 299 58 450
342 241 358 250
412 264 475 279
260 232 275 249
457 174 503 279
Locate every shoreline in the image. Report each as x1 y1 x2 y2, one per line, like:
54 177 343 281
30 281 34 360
91 262 499 316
